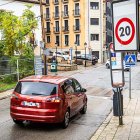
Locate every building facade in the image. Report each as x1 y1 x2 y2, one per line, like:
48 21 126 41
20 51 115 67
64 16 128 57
45 0 107 63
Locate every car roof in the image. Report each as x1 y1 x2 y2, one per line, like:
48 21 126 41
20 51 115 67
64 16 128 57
19 75 69 84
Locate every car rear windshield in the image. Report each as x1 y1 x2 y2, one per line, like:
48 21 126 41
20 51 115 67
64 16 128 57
14 81 58 96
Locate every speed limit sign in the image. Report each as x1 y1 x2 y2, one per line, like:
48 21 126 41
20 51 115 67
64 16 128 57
112 0 139 51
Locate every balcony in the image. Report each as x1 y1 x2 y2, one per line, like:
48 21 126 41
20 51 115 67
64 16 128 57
44 14 50 20
62 0 69 3
53 12 59 19
62 26 69 33
53 27 60 33
73 9 80 17
45 28 51 34
62 11 69 18
53 0 59 5
73 25 80 32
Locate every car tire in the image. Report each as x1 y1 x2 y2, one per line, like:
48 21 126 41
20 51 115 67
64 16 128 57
80 102 87 114
106 64 110 69
13 119 23 125
62 110 70 129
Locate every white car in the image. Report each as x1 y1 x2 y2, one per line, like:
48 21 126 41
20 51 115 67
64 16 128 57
105 59 130 71
54 51 69 60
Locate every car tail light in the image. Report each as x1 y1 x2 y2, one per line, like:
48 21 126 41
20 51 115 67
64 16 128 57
11 94 18 100
46 97 61 103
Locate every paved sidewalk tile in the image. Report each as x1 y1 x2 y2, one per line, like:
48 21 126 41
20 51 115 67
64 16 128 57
90 90 140 140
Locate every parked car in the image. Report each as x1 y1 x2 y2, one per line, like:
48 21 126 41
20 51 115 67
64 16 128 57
74 54 98 65
105 59 130 71
10 75 87 128
54 51 69 60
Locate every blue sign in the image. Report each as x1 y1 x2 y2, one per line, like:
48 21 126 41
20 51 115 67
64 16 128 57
125 54 136 66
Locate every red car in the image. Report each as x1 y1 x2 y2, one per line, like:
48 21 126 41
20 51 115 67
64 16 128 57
10 75 87 128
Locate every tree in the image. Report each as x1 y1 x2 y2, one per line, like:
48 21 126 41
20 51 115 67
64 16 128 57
0 5 38 57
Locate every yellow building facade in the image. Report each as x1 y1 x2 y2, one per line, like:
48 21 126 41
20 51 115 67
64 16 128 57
44 0 106 62
44 0 86 53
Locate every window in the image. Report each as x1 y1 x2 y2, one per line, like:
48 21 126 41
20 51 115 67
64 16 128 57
46 22 50 32
64 20 68 31
46 8 50 18
75 3 80 15
55 21 59 32
55 6 59 17
47 36 50 43
56 35 59 46
90 18 99 25
65 35 69 46
46 0 49 4
64 5 68 16
72 79 81 92
75 19 80 30
75 34 80 46
90 2 99 10
15 82 58 96
91 34 99 41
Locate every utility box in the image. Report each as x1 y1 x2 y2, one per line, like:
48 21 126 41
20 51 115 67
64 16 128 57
51 62 57 72
113 88 123 116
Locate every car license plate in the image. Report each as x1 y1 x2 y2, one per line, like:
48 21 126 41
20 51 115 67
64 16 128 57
22 101 40 107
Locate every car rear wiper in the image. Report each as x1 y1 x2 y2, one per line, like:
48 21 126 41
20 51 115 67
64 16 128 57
31 93 43 96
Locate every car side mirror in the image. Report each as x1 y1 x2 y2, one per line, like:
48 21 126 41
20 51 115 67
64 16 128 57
81 88 87 92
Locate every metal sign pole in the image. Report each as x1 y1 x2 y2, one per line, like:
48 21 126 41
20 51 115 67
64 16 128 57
129 66 131 99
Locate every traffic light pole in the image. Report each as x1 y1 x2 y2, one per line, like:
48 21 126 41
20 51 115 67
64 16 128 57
39 0 47 75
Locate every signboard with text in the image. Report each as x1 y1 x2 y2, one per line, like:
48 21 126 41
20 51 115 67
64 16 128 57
112 0 139 51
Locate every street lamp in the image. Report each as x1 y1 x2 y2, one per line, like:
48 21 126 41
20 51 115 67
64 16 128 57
84 42 87 67
75 41 77 65
55 42 58 64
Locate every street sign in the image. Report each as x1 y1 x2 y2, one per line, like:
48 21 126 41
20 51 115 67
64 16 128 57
125 54 136 65
112 0 139 51
34 56 43 75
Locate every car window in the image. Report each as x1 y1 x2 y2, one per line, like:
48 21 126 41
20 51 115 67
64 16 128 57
65 86 75 94
72 79 82 92
61 79 75 94
14 82 58 96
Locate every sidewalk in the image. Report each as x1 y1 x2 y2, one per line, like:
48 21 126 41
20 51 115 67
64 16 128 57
0 63 103 100
90 89 140 140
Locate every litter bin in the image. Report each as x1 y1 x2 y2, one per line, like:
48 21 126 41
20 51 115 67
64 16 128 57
113 88 123 116
51 62 57 72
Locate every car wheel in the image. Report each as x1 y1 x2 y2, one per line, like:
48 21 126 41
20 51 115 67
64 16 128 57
13 119 23 125
62 110 70 129
80 102 87 114
106 64 110 69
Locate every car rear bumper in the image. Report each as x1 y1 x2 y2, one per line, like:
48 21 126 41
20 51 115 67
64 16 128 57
10 106 63 123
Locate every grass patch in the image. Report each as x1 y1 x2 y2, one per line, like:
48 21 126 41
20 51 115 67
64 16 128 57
0 82 17 92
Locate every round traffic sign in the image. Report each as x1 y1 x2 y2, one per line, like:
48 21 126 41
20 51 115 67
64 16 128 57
115 18 135 45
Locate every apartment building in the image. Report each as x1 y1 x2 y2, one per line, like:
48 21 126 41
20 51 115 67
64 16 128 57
45 0 107 63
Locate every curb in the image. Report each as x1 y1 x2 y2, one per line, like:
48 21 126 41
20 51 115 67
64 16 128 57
0 94 11 100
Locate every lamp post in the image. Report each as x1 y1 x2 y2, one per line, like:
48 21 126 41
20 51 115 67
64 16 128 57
55 42 58 64
84 42 87 67
75 41 77 65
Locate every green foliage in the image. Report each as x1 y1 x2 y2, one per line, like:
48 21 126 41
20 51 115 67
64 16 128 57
0 74 16 84
0 5 38 57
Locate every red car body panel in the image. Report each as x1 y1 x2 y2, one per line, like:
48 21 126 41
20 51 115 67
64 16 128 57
10 75 87 123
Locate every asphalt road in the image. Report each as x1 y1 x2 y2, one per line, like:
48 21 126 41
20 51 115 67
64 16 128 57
0 64 115 140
